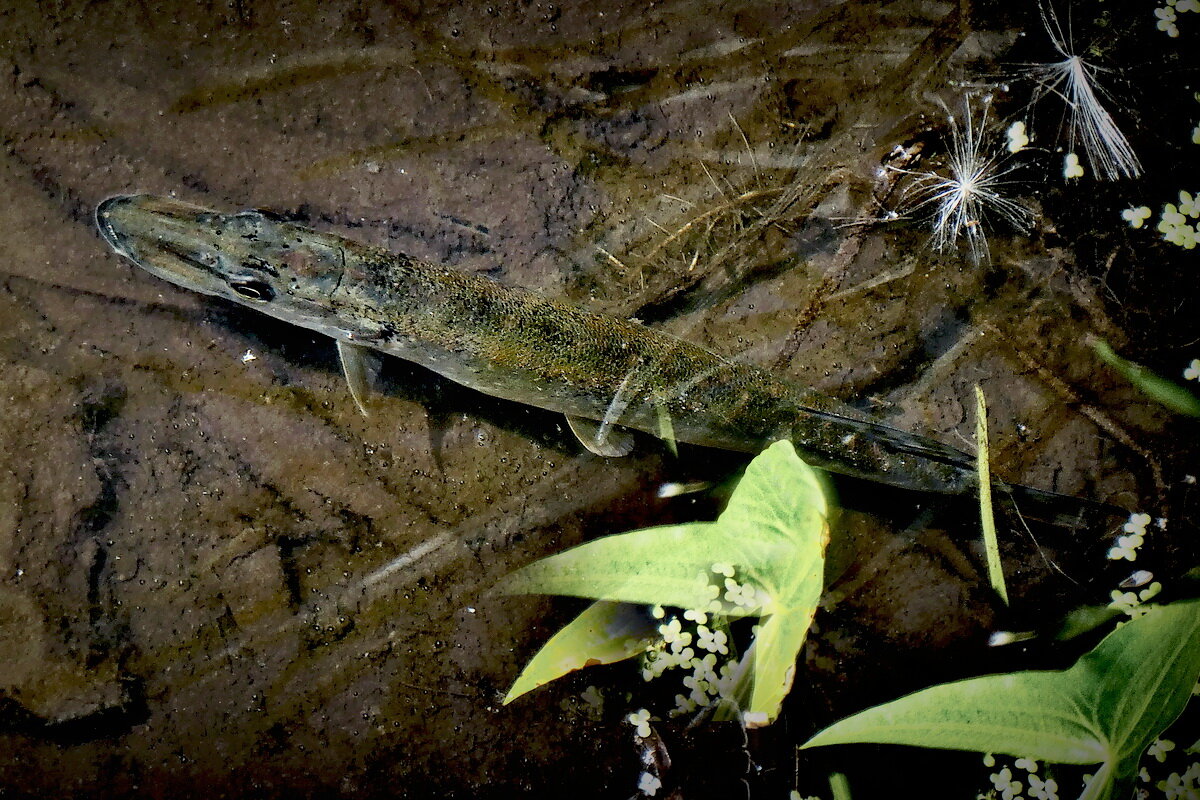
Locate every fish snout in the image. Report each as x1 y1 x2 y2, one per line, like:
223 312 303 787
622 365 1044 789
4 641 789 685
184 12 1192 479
95 194 139 254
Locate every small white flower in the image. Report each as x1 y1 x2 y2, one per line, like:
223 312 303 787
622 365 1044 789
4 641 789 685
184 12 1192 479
658 617 684 643
672 693 697 715
696 625 729 654
627 708 652 738
1122 206 1152 228
637 771 662 796
1124 512 1152 534
1007 120 1030 152
1109 589 1140 611
1148 738 1176 762
1158 771 1186 800
1064 152 1085 179
1015 757 1038 773
580 685 604 708
1029 773 1059 800
1108 542 1138 561
1180 191 1199 218
1184 359 1200 381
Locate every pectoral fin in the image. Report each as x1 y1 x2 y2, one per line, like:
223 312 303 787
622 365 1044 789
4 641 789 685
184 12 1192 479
337 340 382 417
566 414 635 457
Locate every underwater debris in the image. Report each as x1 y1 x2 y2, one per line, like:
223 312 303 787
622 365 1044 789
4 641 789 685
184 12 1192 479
1023 3 1142 180
895 98 1033 264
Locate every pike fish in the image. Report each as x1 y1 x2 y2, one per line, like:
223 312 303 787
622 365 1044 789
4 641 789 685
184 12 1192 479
95 194 1102 520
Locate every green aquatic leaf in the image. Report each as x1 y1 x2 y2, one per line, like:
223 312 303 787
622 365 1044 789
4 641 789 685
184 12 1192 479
502 440 832 722
1091 338 1200 417
802 600 1200 799
502 601 660 704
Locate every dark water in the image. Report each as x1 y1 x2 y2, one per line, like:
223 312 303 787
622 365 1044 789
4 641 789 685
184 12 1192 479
0 0 1197 797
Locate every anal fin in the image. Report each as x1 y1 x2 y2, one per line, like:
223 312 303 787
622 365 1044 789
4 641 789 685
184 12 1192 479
337 339 383 417
566 414 635 457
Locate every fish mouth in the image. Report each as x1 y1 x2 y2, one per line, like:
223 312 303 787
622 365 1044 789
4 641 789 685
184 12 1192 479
95 194 137 257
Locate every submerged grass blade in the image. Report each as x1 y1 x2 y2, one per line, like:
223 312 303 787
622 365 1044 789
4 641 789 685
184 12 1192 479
974 385 1008 605
1090 338 1200 417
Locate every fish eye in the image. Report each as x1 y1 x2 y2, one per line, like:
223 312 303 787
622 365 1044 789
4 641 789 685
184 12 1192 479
230 279 274 302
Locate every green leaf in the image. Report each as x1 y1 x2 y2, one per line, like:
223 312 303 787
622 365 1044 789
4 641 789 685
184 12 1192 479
502 440 832 723
503 601 659 704
1091 338 1200 417
802 600 1200 797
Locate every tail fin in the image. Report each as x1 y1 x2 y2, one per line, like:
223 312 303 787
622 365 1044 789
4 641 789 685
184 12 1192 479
995 481 1127 531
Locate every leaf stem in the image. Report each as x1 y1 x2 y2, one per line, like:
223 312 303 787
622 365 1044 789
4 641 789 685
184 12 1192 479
975 385 1008 605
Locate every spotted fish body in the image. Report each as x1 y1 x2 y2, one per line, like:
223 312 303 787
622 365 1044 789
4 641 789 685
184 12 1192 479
95 195 1050 501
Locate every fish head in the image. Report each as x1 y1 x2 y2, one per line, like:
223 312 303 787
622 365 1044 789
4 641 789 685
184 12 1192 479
96 194 370 338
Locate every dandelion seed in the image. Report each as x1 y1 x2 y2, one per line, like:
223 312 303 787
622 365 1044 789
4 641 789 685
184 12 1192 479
895 98 1033 263
1025 3 1142 180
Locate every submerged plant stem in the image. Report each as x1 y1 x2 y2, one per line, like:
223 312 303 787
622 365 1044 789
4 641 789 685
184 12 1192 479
975 385 1008 606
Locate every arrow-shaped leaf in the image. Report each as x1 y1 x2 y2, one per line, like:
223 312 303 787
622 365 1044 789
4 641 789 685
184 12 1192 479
503 600 660 703
802 599 1200 799
502 440 832 723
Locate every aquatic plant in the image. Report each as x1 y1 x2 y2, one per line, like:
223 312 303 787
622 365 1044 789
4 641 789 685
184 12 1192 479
974 386 1008 605
802 599 1200 800
895 99 1033 264
500 440 831 726
1154 0 1199 38
1022 3 1142 180
1090 338 1200 417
